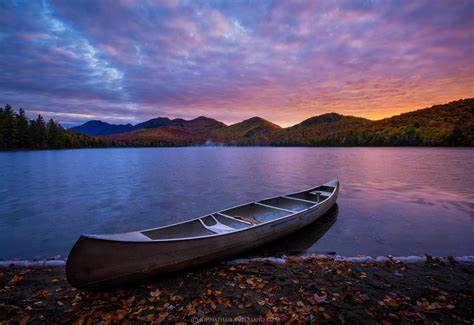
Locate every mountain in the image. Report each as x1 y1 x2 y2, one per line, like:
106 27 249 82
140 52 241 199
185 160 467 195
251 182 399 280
72 116 226 138
108 126 205 146
212 117 281 144
70 120 135 136
73 98 474 146
135 117 172 129
268 99 473 146
106 116 277 145
295 112 368 127
107 116 227 146
351 98 474 146
269 113 371 146
178 116 227 132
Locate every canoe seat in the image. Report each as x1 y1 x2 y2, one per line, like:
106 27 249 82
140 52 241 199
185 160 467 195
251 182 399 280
309 190 332 197
199 216 237 234
205 223 236 234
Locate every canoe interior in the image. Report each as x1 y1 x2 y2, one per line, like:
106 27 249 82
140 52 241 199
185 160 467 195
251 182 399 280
286 185 332 202
142 220 215 240
221 203 289 223
259 197 313 212
138 184 335 241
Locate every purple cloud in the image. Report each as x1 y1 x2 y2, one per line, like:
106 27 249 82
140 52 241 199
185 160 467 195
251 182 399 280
1 0 473 127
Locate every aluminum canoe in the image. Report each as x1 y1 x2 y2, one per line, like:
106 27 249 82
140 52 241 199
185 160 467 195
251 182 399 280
66 179 339 289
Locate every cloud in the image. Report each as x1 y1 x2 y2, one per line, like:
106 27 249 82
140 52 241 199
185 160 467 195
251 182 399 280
0 0 473 127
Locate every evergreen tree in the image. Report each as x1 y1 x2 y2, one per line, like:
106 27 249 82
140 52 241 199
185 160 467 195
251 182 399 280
0 106 5 148
2 104 18 148
0 105 113 150
47 118 61 148
16 108 30 148
30 115 47 149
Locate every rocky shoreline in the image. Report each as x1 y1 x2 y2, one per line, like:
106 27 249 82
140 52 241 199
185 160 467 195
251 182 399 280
1 255 473 323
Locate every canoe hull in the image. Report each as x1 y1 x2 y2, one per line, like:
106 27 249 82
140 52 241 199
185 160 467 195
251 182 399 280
67 182 338 289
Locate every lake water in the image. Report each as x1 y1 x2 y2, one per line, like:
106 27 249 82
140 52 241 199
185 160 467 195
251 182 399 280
0 147 473 260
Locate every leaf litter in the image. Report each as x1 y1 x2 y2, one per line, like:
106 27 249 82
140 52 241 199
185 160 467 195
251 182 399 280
0 256 473 323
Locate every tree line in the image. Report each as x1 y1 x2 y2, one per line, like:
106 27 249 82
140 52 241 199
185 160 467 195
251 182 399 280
0 104 110 150
1 99 472 150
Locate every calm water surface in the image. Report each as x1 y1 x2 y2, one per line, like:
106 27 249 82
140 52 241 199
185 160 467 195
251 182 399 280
0 147 473 260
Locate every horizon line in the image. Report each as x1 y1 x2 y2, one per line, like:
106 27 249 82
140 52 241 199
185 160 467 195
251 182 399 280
64 97 472 129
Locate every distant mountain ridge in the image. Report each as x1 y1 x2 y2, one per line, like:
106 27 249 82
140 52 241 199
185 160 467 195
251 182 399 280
71 120 135 136
294 113 369 127
71 98 474 146
135 117 172 129
71 116 226 136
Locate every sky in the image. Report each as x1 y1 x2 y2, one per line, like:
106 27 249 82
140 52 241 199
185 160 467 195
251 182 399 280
1 0 473 128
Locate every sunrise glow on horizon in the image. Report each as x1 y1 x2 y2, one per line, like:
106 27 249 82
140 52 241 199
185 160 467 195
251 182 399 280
1 0 473 128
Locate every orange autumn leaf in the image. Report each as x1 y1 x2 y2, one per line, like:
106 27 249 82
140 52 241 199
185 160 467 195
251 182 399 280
8 275 22 286
19 315 30 325
172 294 184 301
36 289 50 298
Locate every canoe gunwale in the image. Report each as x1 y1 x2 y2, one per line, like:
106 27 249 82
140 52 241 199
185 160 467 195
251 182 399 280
83 179 339 244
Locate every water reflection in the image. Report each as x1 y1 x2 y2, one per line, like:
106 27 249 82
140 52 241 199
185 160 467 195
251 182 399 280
251 204 339 257
0 147 473 259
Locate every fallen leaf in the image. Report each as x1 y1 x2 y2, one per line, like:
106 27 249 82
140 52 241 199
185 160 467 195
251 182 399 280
8 274 22 286
19 315 30 325
314 293 329 304
171 294 184 301
384 297 399 308
150 288 161 298
115 309 128 320
36 289 50 298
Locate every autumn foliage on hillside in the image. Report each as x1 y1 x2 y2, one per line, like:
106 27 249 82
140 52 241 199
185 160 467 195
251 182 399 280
2 99 473 149
107 99 473 147
312 99 474 146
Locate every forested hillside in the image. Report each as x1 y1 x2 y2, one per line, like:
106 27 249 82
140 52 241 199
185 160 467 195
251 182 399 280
306 99 474 146
257 99 473 146
2 99 473 149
